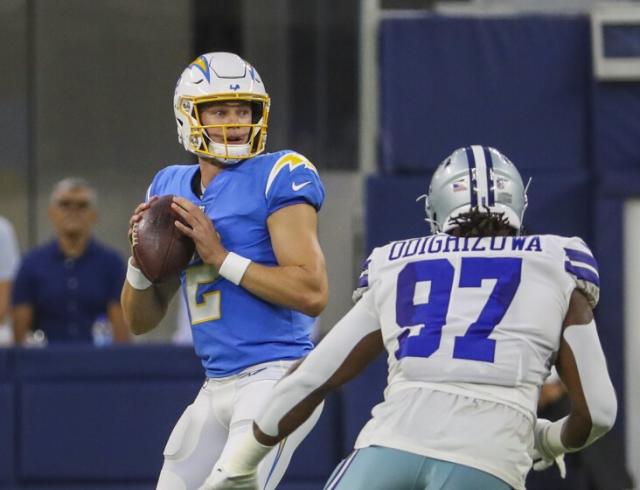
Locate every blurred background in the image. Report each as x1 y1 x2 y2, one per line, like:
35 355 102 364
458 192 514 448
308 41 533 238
0 0 639 488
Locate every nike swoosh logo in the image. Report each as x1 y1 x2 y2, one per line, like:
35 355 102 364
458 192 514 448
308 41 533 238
292 181 311 191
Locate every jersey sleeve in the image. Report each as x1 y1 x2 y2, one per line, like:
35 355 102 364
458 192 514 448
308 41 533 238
264 152 325 214
145 167 169 202
352 252 374 303
563 237 600 308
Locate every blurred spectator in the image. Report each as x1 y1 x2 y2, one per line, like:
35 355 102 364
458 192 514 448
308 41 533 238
11 178 129 345
0 215 20 346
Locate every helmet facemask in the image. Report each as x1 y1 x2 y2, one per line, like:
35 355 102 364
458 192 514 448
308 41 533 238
176 93 270 164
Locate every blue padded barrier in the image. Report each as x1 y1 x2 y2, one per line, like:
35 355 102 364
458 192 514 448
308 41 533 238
8 345 344 487
338 354 388 455
379 15 591 174
20 486 153 490
14 345 203 483
365 175 430 252
365 170 592 253
593 198 625 432
0 384 14 484
19 381 200 481
592 83 640 195
13 344 202 381
0 349 11 380
286 393 342 480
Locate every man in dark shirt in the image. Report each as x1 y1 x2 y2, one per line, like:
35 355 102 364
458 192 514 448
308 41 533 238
11 178 128 344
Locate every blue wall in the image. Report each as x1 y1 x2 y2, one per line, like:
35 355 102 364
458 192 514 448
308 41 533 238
0 345 375 490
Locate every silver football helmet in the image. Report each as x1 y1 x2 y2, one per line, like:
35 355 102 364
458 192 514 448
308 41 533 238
174 52 270 164
424 146 529 234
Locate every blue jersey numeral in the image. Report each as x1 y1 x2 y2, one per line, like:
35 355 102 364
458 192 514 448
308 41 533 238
395 257 522 363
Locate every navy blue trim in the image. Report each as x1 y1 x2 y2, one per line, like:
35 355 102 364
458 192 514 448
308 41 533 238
483 146 495 206
564 247 599 271
565 261 600 287
357 273 369 288
465 147 478 208
263 438 287 489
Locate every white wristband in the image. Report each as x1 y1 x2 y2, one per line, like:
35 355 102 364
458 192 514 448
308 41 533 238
219 252 251 286
126 257 152 290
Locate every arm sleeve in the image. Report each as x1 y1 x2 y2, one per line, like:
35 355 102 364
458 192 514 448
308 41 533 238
256 290 381 437
352 250 376 303
264 152 325 214
563 237 600 308
563 319 617 446
536 318 617 458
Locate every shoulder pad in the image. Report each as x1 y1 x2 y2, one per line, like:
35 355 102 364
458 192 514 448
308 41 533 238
563 237 600 308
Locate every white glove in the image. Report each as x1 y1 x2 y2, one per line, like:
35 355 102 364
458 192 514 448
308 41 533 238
532 418 567 478
532 447 566 478
198 465 258 490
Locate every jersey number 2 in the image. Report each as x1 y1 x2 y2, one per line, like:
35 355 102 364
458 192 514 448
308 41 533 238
395 257 522 363
185 264 221 324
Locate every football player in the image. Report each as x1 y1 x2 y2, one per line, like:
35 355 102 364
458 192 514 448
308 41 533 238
202 146 617 490
121 52 328 490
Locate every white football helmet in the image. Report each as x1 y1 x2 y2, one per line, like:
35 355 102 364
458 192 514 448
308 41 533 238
174 52 270 164
424 146 529 234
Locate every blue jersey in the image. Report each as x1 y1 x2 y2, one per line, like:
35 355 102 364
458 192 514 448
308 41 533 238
148 150 325 377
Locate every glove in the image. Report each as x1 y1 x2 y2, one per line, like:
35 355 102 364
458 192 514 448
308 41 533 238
198 465 258 490
532 447 566 478
532 418 567 478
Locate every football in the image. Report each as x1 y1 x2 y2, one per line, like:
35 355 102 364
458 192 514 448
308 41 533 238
132 195 195 283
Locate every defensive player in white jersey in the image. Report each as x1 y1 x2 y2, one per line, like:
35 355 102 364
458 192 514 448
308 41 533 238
201 146 617 490
121 53 328 489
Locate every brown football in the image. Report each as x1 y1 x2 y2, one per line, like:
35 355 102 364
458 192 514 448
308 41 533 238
132 195 195 283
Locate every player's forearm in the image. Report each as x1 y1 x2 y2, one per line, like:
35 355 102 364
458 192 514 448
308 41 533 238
121 280 178 335
239 260 328 316
107 303 130 342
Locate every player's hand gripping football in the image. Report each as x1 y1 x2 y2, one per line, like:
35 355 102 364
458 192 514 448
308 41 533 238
171 196 227 269
532 418 567 478
198 464 258 490
127 196 158 265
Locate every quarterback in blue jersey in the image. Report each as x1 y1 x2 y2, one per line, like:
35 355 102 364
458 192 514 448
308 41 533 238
121 52 328 490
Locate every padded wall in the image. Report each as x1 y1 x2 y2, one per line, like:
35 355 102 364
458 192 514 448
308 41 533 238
379 14 592 174
0 345 345 489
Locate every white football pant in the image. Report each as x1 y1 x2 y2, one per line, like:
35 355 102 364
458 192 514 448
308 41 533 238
157 359 322 490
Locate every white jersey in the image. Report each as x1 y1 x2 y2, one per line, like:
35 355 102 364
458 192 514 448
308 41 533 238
352 233 599 489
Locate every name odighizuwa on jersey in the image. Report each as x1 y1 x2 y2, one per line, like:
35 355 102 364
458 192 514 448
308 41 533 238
353 233 599 417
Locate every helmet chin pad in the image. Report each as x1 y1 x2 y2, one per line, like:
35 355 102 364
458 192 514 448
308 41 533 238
208 141 251 165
